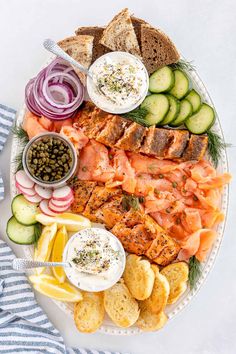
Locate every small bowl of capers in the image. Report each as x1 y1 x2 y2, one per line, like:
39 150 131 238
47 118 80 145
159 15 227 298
22 132 77 188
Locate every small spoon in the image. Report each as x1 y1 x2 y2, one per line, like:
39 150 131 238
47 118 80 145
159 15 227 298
12 258 99 276
12 258 71 271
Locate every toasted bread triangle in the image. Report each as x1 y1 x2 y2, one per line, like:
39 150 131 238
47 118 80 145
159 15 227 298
141 24 180 74
58 35 94 85
100 8 141 57
75 26 110 63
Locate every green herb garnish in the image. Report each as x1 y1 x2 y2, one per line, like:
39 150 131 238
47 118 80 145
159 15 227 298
12 124 29 173
170 59 195 72
121 107 150 127
12 124 29 145
189 256 202 290
207 130 231 168
13 150 24 172
122 194 140 211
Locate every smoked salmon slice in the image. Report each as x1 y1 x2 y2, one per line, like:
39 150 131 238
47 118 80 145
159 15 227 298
178 228 217 261
23 111 48 139
198 173 231 190
78 140 115 182
60 126 89 151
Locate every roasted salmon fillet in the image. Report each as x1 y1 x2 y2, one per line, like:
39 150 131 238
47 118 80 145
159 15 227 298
165 130 189 159
83 185 122 223
111 210 180 265
96 116 131 146
182 135 208 161
115 122 146 151
140 126 172 157
76 105 207 161
71 180 180 265
71 181 97 213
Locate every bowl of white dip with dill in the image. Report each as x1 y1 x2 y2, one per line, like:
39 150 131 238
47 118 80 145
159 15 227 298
87 51 149 114
63 228 126 292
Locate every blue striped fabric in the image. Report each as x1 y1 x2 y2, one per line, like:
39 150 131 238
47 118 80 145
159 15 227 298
0 104 16 201
0 239 128 354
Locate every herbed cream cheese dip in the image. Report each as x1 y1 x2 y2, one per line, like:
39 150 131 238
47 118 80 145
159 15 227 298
63 228 126 292
87 51 149 114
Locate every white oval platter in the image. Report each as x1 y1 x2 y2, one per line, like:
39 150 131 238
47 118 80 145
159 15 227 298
10 59 229 335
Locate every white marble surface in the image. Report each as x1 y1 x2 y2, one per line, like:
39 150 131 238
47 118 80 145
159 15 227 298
0 1 236 353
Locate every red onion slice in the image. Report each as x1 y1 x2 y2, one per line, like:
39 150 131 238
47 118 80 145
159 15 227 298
25 58 84 120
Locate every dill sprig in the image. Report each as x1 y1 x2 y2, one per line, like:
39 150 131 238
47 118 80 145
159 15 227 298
121 107 150 127
170 59 195 72
13 150 24 172
12 124 29 173
207 130 231 168
122 194 140 211
189 256 202 290
12 124 29 145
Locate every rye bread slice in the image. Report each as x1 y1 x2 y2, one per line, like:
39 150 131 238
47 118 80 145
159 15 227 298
58 35 93 85
141 24 180 74
100 8 141 57
75 26 110 62
131 16 147 47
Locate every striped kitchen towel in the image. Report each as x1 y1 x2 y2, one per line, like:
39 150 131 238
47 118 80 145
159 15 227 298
0 103 16 200
0 234 129 354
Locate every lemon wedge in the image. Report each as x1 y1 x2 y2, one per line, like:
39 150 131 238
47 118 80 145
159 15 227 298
35 213 91 232
51 226 68 283
34 223 57 274
29 274 83 302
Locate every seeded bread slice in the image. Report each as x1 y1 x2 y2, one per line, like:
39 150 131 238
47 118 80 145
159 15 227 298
57 35 94 85
100 8 141 57
131 16 147 47
141 24 180 74
75 26 110 62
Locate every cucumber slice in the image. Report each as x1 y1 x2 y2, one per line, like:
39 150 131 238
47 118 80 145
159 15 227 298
149 66 174 93
159 95 180 126
11 194 38 226
141 94 169 125
7 216 37 245
170 99 193 127
169 70 189 99
185 103 215 134
185 89 201 113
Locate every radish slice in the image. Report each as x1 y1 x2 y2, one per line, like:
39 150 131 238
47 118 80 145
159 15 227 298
50 196 74 207
35 184 53 199
16 170 34 189
24 194 43 204
16 182 37 197
39 200 58 216
52 186 73 201
48 200 70 213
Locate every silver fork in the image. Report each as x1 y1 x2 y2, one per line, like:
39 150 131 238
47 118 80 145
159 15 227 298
12 258 71 271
